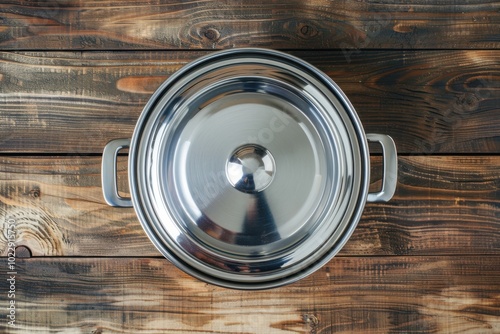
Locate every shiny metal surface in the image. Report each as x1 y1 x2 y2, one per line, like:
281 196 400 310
226 144 276 193
366 134 398 202
102 138 132 208
109 48 397 289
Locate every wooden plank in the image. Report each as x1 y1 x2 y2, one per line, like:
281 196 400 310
0 0 499 50
0 155 498 257
0 50 498 154
0 156 147 257
1 256 499 333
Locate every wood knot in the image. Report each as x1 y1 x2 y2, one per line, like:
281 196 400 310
15 246 32 258
203 27 220 41
302 314 319 333
455 92 479 113
298 23 318 38
30 187 41 198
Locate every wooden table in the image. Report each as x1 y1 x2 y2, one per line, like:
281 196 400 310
1 1 499 333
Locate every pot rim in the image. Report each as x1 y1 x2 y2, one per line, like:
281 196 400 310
127 48 371 289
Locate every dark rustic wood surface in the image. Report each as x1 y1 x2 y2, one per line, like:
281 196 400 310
9 256 500 333
0 0 499 50
0 156 499 257
0 0 499 333
0 50 498 154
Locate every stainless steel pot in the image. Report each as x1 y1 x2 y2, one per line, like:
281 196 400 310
102 48 397 289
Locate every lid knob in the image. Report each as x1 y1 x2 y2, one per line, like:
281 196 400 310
226 144 275 193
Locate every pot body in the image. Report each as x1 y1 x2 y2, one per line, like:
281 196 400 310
102 48 397 289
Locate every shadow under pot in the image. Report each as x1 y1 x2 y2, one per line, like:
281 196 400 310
101 48 398 290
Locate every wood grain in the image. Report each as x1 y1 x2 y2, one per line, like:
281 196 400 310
0 155 498 257
1 256 499 333
0 50 498 154
0 1 498 332
0 156 146 257
0 0 499 50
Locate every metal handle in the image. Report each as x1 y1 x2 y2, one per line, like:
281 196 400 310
366 134 398 202
102 138 133 207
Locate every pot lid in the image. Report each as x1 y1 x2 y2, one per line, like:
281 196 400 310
130 48 369 289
